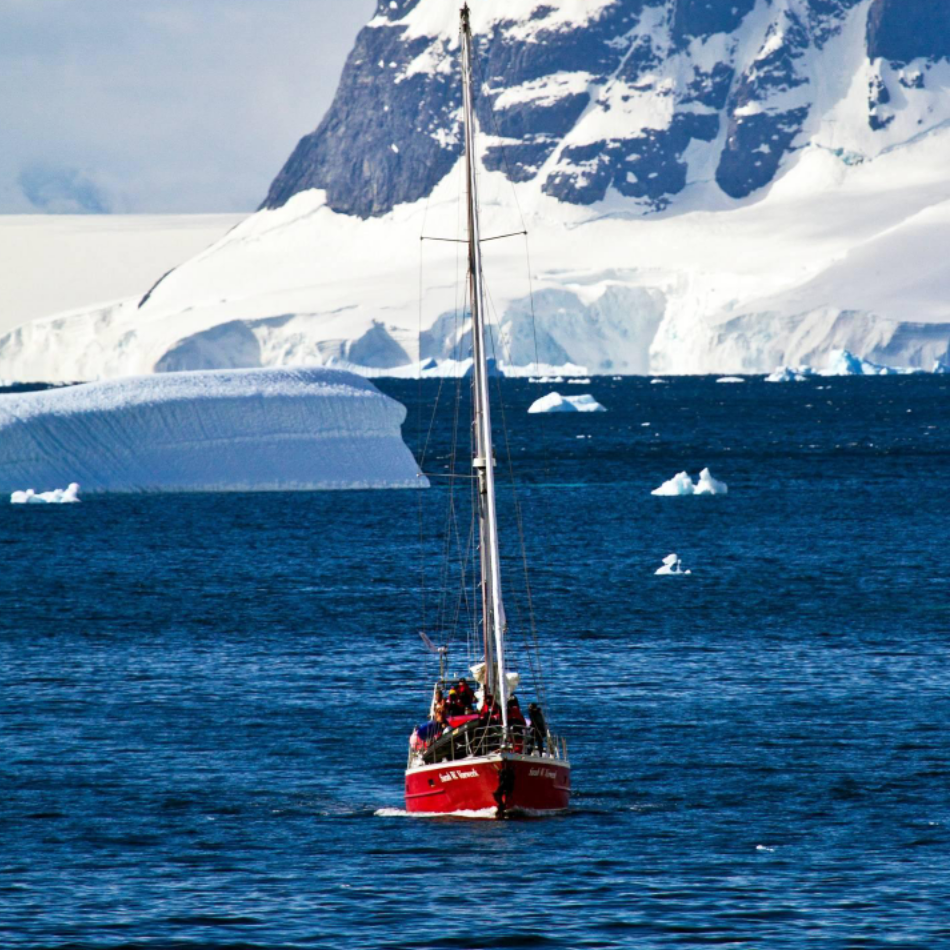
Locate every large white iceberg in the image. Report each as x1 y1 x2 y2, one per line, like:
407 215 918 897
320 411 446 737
0 367 426 494
652 468 728 496
527 392 606 414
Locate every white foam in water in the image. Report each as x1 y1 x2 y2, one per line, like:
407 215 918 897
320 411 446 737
652 468 728 496
528 392 606 414
11 482 81 505
0 367 426 494
374 807 498 820
656 554 691 575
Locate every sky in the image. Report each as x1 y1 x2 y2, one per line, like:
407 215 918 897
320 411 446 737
0 0 374 214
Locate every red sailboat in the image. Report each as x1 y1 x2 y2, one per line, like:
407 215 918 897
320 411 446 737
404 4 571 818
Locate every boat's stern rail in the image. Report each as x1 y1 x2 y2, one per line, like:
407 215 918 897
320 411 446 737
407 722 567 769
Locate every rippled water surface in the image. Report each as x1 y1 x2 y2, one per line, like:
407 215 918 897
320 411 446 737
2 376 949 949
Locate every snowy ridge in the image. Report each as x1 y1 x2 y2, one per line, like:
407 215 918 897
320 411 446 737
3 0 950 380
0 367 426 494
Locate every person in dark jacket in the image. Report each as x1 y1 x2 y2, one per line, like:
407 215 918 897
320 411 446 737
455 678 476 712
528 702 548 755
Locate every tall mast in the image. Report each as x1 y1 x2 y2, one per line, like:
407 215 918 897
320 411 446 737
460 3 508 731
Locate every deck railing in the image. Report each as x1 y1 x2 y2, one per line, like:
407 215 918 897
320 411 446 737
408 722 568 769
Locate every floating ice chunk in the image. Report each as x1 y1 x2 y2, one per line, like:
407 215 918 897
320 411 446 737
652 468 728 496
695 467 728 495
650 378 668 385
651 471 695 496
716 376 745 384
656 553 691 575
0 367 426 494
528 375 564 384
766 365 817 382
934 360 950 375
821 349 909 376
11 482 81 504
528 392 606 414
567 378 591 385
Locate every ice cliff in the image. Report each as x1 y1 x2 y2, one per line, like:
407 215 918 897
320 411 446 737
0 368 426 493
3 0 950 381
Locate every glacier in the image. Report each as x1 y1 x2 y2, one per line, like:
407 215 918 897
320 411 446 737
0 368 426 494
3 0 950 380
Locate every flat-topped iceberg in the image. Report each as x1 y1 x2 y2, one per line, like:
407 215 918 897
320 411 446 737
652 468 728 497
528 392 606 414
0 367 426 494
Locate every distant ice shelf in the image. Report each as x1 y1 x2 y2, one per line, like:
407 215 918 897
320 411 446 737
0 367 427 494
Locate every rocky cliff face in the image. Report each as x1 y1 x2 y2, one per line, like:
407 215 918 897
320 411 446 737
264 0 950 218
4 0 950 382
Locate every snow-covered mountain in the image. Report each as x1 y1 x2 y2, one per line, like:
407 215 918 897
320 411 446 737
4 0 950 381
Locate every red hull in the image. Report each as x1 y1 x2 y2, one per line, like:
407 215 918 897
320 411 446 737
405 753 570 817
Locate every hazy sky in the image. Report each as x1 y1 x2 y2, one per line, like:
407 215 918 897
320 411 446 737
0 0 374 214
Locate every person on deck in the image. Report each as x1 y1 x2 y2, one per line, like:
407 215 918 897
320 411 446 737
480 690 500 721
455 678 476 712
432 688 445 719
507 695 527 751
444 689 464 717
528 702 548 755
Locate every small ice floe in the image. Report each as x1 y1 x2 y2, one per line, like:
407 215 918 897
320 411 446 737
528 392 606 414
611 376 622 381
11 482 81 504
756 845 776 853
766 365 816 383
656 554 691 576
716 376 745 384
650 378 668 385
651 468 728 496
528 375 564 384
567 378 591 385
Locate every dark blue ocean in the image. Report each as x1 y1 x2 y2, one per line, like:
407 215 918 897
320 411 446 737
2 376 949 949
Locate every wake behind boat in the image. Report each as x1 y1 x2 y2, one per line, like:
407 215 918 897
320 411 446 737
403 4 571 819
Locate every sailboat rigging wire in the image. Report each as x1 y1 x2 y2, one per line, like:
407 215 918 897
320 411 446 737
482 282 550 715
421 231 526 244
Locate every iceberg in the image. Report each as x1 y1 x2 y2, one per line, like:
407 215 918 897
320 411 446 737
527 392 606 414
566 378 592 385
11 482 80 505
656 554 690 576
0 367 426 494
766 349 938 380
716 377 745 384
766 365 817 382
821 349 902 376
934 360 949 375
652 468 728 496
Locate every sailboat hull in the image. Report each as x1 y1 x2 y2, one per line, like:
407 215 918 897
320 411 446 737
405 753 570 817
